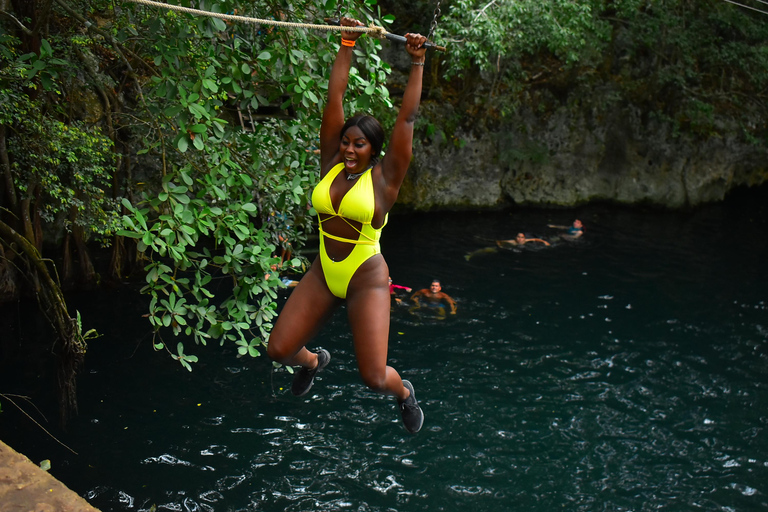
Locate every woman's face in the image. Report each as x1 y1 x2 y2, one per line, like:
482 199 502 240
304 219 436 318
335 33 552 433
340 125 372 173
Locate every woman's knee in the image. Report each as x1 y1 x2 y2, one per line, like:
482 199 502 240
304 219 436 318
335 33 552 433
359 367 388 392
266 337 290 363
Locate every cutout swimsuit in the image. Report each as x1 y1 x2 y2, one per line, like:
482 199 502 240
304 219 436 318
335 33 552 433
311 163 388 299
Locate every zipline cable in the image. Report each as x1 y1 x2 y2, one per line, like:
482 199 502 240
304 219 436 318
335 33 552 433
722 0 768 16
125 0 446 51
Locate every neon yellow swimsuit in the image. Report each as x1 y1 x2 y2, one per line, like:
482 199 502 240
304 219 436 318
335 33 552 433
311 163 388 299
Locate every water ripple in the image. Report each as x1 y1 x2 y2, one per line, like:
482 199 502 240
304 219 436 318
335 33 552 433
45 206 768 512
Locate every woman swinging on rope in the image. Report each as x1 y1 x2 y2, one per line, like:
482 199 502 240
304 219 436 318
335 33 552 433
267 17 426 433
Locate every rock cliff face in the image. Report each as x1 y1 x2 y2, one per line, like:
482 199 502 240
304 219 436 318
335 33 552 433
395 99 768 211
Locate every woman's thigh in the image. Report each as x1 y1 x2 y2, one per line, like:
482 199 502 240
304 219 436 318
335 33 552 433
346 256 391 380
269 259 340 357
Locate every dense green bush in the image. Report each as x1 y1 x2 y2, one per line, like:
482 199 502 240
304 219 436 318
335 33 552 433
437 0 768 137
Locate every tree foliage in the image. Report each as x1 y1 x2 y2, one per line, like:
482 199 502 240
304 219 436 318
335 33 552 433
437 0 768 136
0 2 122 423
113 0 394 368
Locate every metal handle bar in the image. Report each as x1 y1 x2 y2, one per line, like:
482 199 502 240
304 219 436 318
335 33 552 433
324 18 446 52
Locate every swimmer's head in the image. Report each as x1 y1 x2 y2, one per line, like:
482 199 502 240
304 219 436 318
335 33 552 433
430 279 441 292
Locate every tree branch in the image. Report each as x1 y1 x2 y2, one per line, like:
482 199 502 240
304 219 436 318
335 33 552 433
473 0 498 22
51 0 158 78
0 9 33 36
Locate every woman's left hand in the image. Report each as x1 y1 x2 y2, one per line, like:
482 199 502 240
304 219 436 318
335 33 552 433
404 33 427 61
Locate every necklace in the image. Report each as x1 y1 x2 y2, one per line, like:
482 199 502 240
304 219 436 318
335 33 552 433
345 166 371 181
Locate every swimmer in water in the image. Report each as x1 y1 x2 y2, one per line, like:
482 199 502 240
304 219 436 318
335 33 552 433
389 276 412 306
547 219 584 240
465 231 549 261
496 232 551 248
409 279 457 319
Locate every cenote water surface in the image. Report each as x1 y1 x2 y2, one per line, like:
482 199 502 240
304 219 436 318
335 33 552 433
2 192 768 512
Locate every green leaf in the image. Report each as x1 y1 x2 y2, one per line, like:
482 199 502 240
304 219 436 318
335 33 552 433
187 103 207 119
41 74 53 91
211 17 227 32
202 79 218 93
165 105 184 117
116 230 142 239
177 137 189 153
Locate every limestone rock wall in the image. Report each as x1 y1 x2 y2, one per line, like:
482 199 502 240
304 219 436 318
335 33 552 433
396 101 768 211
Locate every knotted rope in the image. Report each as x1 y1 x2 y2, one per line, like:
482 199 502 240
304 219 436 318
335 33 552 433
125 0 388 38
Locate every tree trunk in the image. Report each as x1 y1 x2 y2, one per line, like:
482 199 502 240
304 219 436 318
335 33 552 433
0 218 86 426
62 230 73 285
72 221 96 285
0 125 19 216
0 244 19 302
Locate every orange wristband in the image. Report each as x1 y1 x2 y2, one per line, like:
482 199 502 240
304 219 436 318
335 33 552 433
341 38 356 47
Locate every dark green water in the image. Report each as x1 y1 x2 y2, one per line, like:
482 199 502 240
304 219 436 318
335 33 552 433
2 191 768 511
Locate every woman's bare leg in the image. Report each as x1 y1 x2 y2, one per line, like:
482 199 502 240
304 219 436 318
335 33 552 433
346 256 409 401
267 258 341 369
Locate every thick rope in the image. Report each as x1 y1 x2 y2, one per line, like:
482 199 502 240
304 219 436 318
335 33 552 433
125 0 388 37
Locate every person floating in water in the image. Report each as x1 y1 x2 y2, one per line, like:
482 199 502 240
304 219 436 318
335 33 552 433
464 231 549 261
547 219 584 240
409 279 457 319
266 18 427 434
496 232 551 248
389 276 412 306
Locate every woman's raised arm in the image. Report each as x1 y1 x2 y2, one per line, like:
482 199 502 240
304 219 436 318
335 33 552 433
379 33 427 202
319 17 364 173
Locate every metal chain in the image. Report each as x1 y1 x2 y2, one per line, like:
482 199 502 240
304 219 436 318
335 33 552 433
427 1 441 41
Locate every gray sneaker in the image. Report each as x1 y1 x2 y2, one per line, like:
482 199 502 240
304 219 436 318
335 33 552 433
398 380 424 433
291 349 331 396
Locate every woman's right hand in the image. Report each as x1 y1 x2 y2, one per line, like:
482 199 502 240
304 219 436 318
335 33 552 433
340 17 364 42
